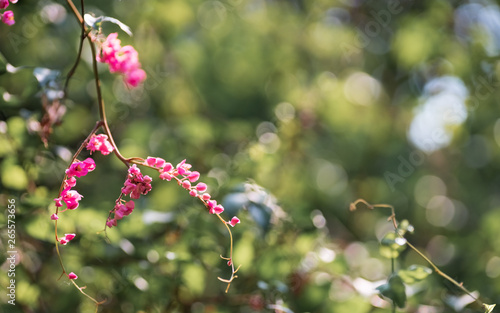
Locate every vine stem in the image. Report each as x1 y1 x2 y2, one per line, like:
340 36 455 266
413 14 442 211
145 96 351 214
350 199 493 311
63 0 87 98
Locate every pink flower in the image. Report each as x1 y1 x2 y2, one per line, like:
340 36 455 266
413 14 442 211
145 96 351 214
10 0 18 3
189 190 197 197
188 171 200 182
2 10 14 26
0 0 9 9
98 33 121 64
59 234 75 245
202 193 211 201
106 219 117 228
54 197 63 207
66 158 96 178
228 216 240 227
86 134 114 155
196 183 207 192
212 204 224 214
68 272 78 280
207 199 217 209
64 233 76 241
61 189 83 210
121 165 152 199
65 176 77 188
50 213 59 220
114 200 135 220
125 68 146 87
162 162 173 172
115 45 139 73
181 180 191 189
98 33 146 87
176 159 192 175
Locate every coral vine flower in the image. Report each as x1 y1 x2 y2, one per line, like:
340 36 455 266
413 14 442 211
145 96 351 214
86 134 114 155
121 165 152 199
68 272 78 280
228 216 240 227
1 10 14 26
98 32 146 87
50 213 59 220
59 233 76 245
61 188 83 210
66 158 96 178
0 0 9 9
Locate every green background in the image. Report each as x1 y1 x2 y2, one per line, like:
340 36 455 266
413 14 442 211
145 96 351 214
1 0 500 312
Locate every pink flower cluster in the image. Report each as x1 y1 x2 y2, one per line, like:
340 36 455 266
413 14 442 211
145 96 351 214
146 157 240 227
0 0 16 26
107 165 152 228
86 134 114 155
98 32 146 87
53 158 95 214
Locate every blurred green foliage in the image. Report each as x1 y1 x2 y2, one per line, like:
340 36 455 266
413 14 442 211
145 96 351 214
1 0 500 312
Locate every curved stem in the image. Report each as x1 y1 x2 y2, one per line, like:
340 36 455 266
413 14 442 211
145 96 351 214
63 0 86 98
350 199 491 310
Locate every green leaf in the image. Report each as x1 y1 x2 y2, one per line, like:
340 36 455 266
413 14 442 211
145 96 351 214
380 232 407 259
84 14 132 36
398 265 432 284
377 274 407 308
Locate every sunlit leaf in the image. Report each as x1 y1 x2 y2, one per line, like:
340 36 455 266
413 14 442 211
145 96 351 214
398 265 432 284
84 14 132 36
380 232 407 259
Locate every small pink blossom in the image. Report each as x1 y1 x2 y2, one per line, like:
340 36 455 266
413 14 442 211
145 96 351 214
65 176 77 188
66 158 96 178
188 171 200 182
181 180 191 189
207 200 217 209
114 200 135 220
10 0 18 3
159 171 173 181
50 213 59 220
228 216 240 227
106 219 117 228
0 0 9 9
61 188 83 210
54 197 63 207
86 134 114 155
68 272 78 280
189 190 197 197
64 233 76 241
202 193 211 201
162 162 173 172
59 233 75 245
2 10 14 26
125 68 146 87
227 259 232 266
176 159 192 175
196 183 207 192
211 204 224 215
